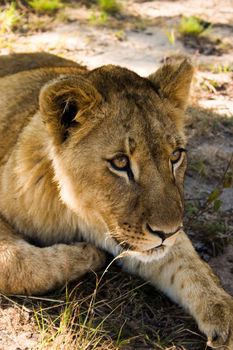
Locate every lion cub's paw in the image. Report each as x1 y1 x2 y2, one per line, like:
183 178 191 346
201 296 233 349
60 243 106 282
79 242 106 271
73 242 106 270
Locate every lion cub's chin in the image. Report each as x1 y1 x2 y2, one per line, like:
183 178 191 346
123 245 171 263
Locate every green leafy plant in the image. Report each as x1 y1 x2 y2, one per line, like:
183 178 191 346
97 0 121 15
210 64 233 73
187 155 233 227
115 29 126 41
89 10 108 25
165 28 176 46
178 16 209 36
0 2 21 33
28 0 63 13
185 203 199 217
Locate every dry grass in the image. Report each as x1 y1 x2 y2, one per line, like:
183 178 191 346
1 261 207 350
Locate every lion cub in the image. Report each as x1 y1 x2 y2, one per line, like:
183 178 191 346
0 52 232 349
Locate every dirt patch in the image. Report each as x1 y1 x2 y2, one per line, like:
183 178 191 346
0 302 39 350
181 35 223 56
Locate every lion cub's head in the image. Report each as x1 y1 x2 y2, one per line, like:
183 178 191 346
40 55 194 262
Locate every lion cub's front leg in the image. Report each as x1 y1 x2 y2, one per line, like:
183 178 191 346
0 217 105 295
122 231 233 349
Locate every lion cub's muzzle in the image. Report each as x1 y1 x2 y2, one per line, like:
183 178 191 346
113 222 183 253
141 224 183 251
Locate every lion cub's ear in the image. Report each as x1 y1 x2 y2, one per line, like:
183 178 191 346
148 55 194 110
39 76 102 144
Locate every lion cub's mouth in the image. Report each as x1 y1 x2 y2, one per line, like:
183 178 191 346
113 229 182 254
143 230 181 251
138 231 180 256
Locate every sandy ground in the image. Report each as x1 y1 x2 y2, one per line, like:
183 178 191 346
0 0 233 349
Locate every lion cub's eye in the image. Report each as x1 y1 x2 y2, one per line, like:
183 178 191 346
110 155 129 171
170 148 185 165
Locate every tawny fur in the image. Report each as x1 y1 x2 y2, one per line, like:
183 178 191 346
0 52 232 349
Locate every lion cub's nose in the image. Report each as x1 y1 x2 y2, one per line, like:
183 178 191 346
145 223 182 242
